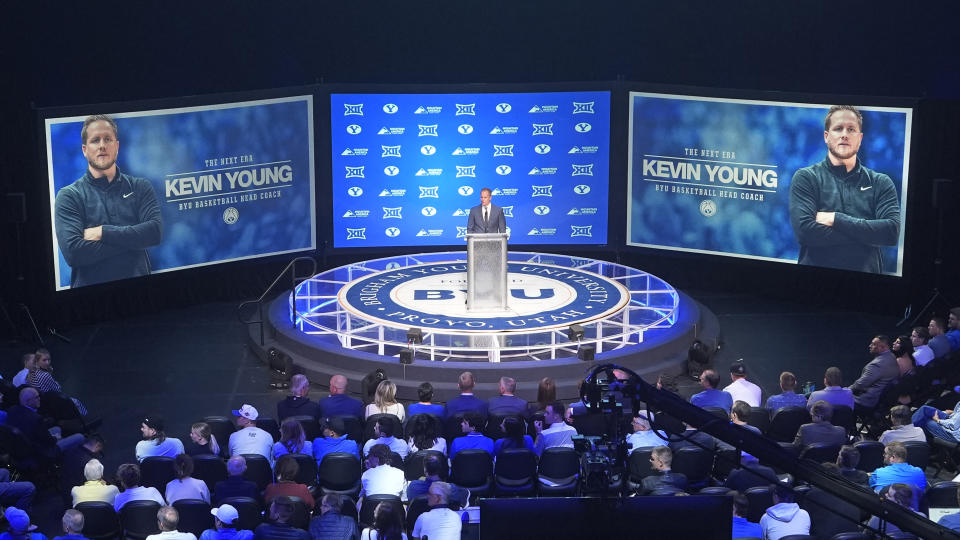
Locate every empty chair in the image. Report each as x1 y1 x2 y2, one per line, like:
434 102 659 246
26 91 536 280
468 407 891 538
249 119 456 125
287 453 319 487
202 416 236 458
119 500 162 540
767 406 811 443
442 414 467 445
903 440 930 470
256 417 281 443
493 448 537 496
924 481 960 509
698 486 732 495
671 446 714 490
140 456 177 491
744 485 775 523
75 501 121 540
703 406 730 420
362 414 403 444
627 447 656 492
799 443 842 464
357 494 403 528
404 450 447 482
853 440 885 472
219 497 263 531
537 447 579 496
450 449 493 499
288 415 323 441
333 415 363 442
172 499 214 537
241 454 273 491
747 406 772 435
571 413 608 437
318 453 362 496
712 446 741 481
191 454 228 493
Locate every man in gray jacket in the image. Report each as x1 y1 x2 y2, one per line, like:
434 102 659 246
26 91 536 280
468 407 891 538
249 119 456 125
847 335 898 414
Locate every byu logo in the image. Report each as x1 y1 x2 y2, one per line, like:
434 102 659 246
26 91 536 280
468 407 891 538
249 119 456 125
345 166 365 178
346 124 362 135
456 226 468 238
572 101 595 114
496 103 512 113
381 145 401 158
421 206 437 217
418 124 438 136
384 166 400 176
419 186 439 198
571 164 594 176
382 207 403 219
571 225 593 237
493 144 514 156
457 124 474 134
420 145 437 155
382 103 398 114
699 200 718 217
347 186 363 197
534 144 551 154
502 206 514 217
346 228 366 240
532 123 554 136
534 205 550 215
496 165 512 176
532 185 553 197
385 227 400 237
343 103 363 116
573 184 591 195
455 103 476 115
458 186 474 196
574 122 592 133
456 165 476 178
385 262 401 270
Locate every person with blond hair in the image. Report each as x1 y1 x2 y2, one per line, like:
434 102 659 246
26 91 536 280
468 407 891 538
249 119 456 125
364 380 404 421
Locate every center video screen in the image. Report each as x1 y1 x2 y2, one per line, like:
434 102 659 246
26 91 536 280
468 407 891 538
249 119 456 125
626 92 912 276
330 91 610 247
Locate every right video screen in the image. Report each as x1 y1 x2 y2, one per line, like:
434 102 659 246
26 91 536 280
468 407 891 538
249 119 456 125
626 92 912 276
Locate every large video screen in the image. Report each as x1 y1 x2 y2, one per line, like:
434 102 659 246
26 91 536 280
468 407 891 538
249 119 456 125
627 92 911 276
45 95 316 290
330 91 610 247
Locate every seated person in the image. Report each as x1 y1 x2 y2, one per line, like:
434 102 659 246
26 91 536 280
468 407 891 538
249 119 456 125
364 380 405 421
794 400 847 449
806 367 855 411
276 374 321 422
449 413 494 460
308 494 359 540
407 413 446 455
0 469 36 512
253 497 310 540
361 417 409 459
487 377 530 419
729 491 762 540
165 454 210 504
864 483 924 536
53 509 89 540
869 441 926 506
11 353 35 388
760 484 810 540
319 375 364 420
272 418 312 460
723 361 762 408
7 387 84 460
625 411 668 452
730 400 761 434
71 458 119 507
638 446 687 495
937 484 960 533
879 405 927 444
765 371 807 412
228 405 273 465
146 506 197 540
689 369 732 413
493 416 534 458
912 396 960 444
533 401 577 456
444 372 487 419
213 456 259 504
113 463 166 512
836 445 870 487
313 417 360 463
406 454 468 507
910 326 935 367
184 423 220 457
411 482 462 540
724 453 778 493
136 415 185 462
407 382 444 418
358 444 404 507
60 434 104 495
1 507 45 540
200 504 253 540
359 502 406 540
263 455 314 511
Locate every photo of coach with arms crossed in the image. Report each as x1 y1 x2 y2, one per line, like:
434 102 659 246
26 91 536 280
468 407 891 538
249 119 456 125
789 105 900 273
55 114 163 288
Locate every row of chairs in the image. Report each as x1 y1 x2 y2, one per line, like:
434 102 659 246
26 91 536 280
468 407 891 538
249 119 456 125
75 497 265 540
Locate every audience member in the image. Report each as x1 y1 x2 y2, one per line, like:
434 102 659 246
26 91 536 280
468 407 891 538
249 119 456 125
70 458 118 507
689 369 732 413
184 422 221 456
625 411 667 452
228 404 274 464
638 446 687 494
760 484 810 540
0 469 36 511
406 455 467 507
730 400 761 434
165 454 210 504
911 395 960 444
948 307 960 350
213 456 259 504
806 367 855 410
411 482 461 540
879 405 926 444
253 497 310 540
928 316 951 359
114 463 166 511
264 455 314 510
146 506 197 540
836 445 870 488
7 387 84 459
52 509 90 540
909 326 935 367
359 444 404 505
864 483 923 536
11 353 35 388
273 418 313 459
277 374 321 422
361 417 409 459
487 377 529 419
136 415 185 462
724 454 778 493
848 335 899 412
493 416 534 457
364 380 404 421
200 504 253 540
891 337 920 406
25 348 60 394
407 383 443 418
794 400 847 448
936 485 960 532
313 417 360 463
1 507 45 540
359 502 405 540
533 401 577 456
528 377 556 416
868 441 926 503
722 361 762 407
308 494 359 540
444 372 487 419
319 375 364 420
729 491 762 539
449 413 494 460
406 414 446 454
765 371 807 412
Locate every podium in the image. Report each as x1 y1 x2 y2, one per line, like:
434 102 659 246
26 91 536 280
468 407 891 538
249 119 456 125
465 232 508 312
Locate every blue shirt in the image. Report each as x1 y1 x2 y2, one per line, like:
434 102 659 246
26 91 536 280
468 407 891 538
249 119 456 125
938 511 960 532
731 516 762 539
493 435 535 457
313 435 360 463
199 529 253 540
947 329 960 351
690 388 733 413
765 391 808 413
408 403 445 418
449 432 494 460
272 440 312 460
869 462 927 495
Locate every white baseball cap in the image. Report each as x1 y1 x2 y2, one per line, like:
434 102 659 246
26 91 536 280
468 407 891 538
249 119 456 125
210 504 239 525
232 404 259 421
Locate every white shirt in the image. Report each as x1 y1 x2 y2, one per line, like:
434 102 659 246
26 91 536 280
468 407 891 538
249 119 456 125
146 531 197 540
364 403 405 421
228 426 274 464
11 368 29 388
723 378 762 407
413 507 462 540
359 464 405 499
114 485 166 511
165 476 210 504
914 345 935 367
361 530 407 540
879 425 928 445
136 438 186 462
535 422 578 454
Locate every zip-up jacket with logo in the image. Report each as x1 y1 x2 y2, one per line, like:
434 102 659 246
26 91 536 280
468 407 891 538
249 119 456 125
789 157 900 273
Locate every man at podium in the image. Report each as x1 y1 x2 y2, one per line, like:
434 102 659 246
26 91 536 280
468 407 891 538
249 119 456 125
467 187 506 234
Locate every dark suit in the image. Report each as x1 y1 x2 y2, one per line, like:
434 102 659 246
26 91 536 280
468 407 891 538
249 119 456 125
487 395 530 419
640 470 688 494
214 475 260 504
445 394 488 419
467 204 506 234
848 351 898 408
793 421 847 448
277 396 322 422
6 404 58 459
318 394 364 420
